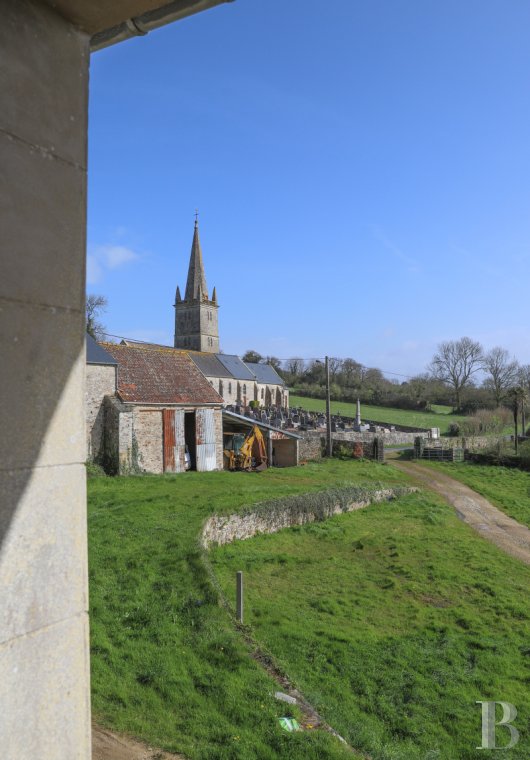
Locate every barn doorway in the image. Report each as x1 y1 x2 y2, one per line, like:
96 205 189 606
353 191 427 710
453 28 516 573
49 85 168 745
185 412 197 470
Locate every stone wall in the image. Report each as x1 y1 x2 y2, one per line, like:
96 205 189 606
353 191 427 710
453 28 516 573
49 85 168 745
422 435 505 452
206 376 288 409
134 409 164 474
299 431 387 461
202 486 415 547
86 364 116 462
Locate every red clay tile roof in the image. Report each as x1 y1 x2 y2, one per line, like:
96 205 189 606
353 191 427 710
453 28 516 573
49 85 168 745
100 343 223 405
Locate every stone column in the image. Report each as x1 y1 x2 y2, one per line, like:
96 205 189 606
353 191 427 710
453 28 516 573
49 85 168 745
0 1 91 757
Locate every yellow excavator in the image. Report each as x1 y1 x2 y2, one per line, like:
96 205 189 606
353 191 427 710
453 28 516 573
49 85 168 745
224 425 268 471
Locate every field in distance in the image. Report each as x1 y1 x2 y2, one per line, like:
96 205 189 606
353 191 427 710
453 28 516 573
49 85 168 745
289 394 468 433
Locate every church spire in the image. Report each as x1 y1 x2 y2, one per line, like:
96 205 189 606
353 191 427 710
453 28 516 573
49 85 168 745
184 213 208 301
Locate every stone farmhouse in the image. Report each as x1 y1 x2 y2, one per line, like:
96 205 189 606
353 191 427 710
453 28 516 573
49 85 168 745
86 336 224 474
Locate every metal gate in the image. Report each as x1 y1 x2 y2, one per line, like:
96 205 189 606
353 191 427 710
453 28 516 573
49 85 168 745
163 409 186 472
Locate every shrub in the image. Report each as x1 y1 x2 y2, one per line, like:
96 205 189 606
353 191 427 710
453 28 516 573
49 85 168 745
448 423 460 437
86 461 106 478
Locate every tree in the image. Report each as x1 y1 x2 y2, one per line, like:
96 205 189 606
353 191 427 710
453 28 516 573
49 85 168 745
264 355 282 371
482 347 519 405
286 357 305 376
327 357 342 380
506 385 528 453
429 337 483 411
242 349 263 364
340 358 363 387
86 294 108 340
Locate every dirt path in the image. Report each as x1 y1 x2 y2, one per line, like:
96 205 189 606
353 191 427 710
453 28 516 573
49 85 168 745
392 461 530 565
92 725 186 760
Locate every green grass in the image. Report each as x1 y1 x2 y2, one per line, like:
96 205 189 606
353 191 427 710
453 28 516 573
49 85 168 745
211 492 530 760
88 459 406 759
289 395 469 433
419 461 530 529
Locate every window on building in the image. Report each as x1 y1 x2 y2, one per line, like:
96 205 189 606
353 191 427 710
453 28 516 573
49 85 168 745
243 384 246 394
229 382 232 394
261 388 264 399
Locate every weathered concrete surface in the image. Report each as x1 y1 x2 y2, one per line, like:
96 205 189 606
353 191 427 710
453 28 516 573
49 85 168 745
393 462 530 566
0 615 91 760
0 0 91 757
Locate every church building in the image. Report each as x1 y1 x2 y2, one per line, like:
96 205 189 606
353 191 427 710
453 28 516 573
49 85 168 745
174 215 219 353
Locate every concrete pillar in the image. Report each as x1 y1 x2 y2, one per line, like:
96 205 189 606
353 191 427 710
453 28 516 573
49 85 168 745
0 1 91 757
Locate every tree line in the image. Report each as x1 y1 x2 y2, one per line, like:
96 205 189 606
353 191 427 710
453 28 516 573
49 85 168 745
243 339 530 428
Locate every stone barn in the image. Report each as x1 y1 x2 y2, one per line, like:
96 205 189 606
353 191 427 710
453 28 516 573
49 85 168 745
100 344 224 474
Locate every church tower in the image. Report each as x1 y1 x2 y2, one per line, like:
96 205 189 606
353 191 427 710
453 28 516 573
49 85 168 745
174 216 219 353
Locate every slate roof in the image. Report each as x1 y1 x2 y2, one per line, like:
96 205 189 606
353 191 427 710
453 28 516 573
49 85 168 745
216 354 256 381
188 352 233 378
100 343 223 405
245 362 285 386
86 334 117 365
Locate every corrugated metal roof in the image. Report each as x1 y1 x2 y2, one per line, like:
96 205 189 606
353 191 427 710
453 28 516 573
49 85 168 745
101 343 223 405
216 354 256 381
86 334 118 365
188 352 232 378
223 410 301 439
245 362 285 386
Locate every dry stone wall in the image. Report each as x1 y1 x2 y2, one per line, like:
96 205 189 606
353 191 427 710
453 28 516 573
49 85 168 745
202 486 415 548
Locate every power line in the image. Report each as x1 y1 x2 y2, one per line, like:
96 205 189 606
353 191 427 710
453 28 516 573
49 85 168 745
97 331 419 381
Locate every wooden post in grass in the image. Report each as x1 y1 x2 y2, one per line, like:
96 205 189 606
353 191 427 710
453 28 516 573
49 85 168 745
236 571 244 624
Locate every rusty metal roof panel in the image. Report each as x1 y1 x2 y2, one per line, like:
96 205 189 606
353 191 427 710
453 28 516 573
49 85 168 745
222 410 302 439
100 343 223 405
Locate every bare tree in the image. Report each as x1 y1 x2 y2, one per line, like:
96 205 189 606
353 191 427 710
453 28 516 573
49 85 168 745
286 357 305 376
517 365 530 435
86 294 108 340
482 347 519 405
328 357 342 380
506 385 528 452
264 355 282 371
429 337 483 411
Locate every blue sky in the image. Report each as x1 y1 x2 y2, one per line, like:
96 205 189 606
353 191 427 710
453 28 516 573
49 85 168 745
88 0 530 376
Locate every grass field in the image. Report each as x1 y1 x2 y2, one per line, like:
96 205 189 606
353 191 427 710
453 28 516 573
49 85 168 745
289 395 469 433
212 490 530 760
88 460 407 760
420 461 530 529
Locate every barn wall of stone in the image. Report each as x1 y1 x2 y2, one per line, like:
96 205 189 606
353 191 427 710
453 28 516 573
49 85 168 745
86 365 116 462
133 409 164 474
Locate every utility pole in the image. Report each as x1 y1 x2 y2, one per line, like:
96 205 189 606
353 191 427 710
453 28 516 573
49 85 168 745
325 355 332 457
